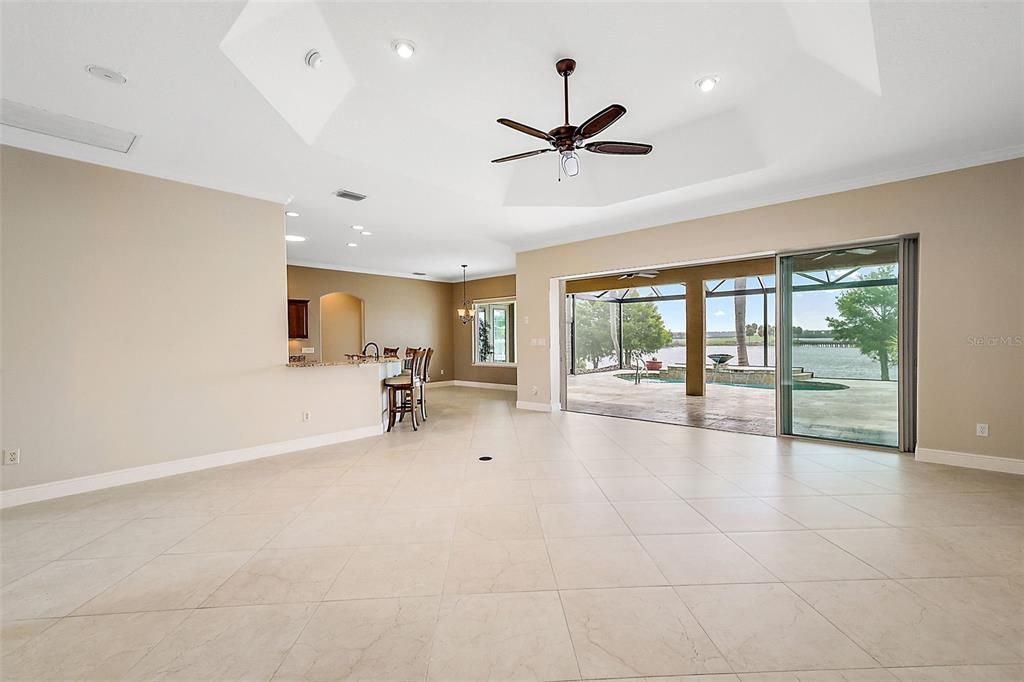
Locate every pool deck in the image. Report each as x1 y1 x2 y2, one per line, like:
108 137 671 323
566 369 898 443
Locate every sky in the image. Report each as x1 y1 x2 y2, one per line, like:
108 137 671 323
654 290 841 334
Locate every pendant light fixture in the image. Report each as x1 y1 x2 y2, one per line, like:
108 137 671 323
457 265 474 324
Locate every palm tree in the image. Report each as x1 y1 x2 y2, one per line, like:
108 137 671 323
733 277 749 366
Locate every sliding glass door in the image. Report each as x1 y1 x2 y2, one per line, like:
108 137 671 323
777 239 917 450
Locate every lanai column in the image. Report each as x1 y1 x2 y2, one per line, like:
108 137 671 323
683 275 705 397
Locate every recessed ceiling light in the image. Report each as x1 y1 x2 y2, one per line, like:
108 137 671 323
285 234 306 242
351 225 364 231
392 39 416 59
695 75 719 93
85 65 127 85
361 231 373 236
285 210 299 217
347 242 358 247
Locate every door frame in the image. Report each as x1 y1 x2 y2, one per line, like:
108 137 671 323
775 236 919 452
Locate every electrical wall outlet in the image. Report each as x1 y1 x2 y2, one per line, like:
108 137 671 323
4 449 20 465
440 369 445 375
302 411 311 423
976 423 989 437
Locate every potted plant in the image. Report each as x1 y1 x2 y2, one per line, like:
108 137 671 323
645 357 663 370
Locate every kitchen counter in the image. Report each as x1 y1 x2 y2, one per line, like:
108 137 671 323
286 357 402 368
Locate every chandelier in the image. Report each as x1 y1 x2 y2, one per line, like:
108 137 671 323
457 264 474 324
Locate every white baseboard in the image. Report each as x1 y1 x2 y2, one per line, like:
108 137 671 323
453 380 517 392
516 400 552 412
0 424 384 509
915 448 1024 475
426 380 454 388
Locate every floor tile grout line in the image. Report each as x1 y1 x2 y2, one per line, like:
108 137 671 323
778 579 890 670
538 493 586 681
668 585 739 677
8 568 1021 624
808 526 903 580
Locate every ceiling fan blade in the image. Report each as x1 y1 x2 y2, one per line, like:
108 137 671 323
584 141 653 155
576 104 626 140
497 118 553 142
618 270 659 280
491 149 552 163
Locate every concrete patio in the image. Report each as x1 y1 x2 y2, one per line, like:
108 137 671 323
566 370 898 445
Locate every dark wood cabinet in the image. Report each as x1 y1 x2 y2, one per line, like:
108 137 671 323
287 299 309 339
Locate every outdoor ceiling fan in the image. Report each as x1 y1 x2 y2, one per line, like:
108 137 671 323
491 58 652 178
618 270 659 280
811 247 878 261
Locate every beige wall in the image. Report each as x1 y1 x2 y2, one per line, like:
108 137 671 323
319 293 364 362
453 274 517 386
0 147 383 491
517 159 1024 460
287 266 454 380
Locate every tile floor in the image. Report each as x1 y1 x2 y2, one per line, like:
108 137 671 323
1 386 1022 681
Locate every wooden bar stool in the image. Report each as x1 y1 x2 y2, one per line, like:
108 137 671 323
416 348 434 421
385 348 426 432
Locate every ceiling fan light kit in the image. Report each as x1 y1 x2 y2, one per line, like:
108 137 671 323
492 57 652 178
560 150 581 177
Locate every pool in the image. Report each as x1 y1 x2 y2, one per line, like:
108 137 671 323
613 373 849 391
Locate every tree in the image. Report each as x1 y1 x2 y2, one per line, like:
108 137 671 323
477 310 493 362
734 278 749 366
573 299 617 370
621 302 673 360
826 266 899 380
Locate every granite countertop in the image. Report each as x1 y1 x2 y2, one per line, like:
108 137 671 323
286 357 402 368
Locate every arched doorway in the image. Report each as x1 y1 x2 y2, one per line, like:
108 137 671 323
320 292 364 362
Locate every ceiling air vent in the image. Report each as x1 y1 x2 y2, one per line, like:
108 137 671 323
1 99 136 153
334 188 366 202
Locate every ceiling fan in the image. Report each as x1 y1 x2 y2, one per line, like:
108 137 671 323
618 271 659 280
811 247 878 261
491 58 652 177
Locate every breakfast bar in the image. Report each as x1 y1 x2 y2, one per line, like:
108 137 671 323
286 357 404 427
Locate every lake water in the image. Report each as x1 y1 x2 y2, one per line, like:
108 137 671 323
631 344 893 380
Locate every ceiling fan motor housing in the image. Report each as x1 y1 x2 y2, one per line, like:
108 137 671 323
550 125 578 150
555 58 576 77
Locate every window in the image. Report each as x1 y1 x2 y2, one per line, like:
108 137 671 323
474 299 516 365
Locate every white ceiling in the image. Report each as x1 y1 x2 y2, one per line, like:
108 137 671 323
2 1 1021 281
